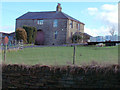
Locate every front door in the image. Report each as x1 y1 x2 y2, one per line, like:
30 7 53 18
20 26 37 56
35 30 44 45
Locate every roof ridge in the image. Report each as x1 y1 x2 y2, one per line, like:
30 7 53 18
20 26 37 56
61 12 85 24
60 12 69 19
28 11 56 13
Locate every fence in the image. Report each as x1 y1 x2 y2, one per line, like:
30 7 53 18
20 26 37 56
1 44 119 65
0 44 119 89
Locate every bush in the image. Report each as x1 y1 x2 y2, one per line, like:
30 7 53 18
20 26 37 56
23 25 37 44
72 34 82 43
32 27 37 44
16 28 27 43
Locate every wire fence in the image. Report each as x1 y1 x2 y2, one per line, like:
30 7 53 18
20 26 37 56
1 44 119 66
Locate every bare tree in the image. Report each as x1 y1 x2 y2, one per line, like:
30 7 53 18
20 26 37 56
109 25 116 36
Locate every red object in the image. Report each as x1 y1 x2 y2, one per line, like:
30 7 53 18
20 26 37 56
58 3 61 6
35 30 44 45
4 36 9 45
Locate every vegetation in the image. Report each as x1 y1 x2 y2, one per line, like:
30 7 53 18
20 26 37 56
72 34 82 43
32 27 37 43
2 46 118 65
16 28 27 43
23 25 37 44
2 64 120 88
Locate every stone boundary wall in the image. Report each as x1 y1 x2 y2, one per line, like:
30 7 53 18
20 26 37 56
2 64 120 89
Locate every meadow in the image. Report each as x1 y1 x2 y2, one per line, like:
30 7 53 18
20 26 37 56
2 45 118 65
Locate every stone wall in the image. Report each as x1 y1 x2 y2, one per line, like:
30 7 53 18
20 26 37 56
2 64 120 89
16 19 67 45
16 18 84 45
66 19 84 43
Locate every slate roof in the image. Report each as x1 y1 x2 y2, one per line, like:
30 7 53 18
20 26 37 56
75 32 92 37
16 11 85 25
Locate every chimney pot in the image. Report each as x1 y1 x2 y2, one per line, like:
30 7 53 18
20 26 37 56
56 3 62 12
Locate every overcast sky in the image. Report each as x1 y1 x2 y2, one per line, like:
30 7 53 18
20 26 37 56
0 0 118 36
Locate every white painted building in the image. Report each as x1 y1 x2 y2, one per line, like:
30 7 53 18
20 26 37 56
96 36 105 42
90 35 119 42
90 37 97 42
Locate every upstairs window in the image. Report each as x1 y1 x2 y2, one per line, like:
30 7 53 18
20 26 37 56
78 23 80 30
53 19 58 27
70 20 73 28
37 20 44 25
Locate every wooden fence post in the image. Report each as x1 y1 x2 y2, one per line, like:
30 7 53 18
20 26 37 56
3 36 9 62
4 45 6 62
73 45 76 65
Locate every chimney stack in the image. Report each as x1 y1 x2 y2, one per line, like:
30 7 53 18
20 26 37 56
56 3 62 12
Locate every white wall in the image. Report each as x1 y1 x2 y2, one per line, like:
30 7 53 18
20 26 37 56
90 35 119 42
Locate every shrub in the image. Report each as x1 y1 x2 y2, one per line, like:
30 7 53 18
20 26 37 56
23 25 37 44
16 28 27 43
72 34 82 43
32 27 37 43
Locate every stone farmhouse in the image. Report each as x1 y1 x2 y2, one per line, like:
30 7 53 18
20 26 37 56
16 3 85 45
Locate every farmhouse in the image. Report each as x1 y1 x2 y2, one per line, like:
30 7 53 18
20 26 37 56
16 3 85 45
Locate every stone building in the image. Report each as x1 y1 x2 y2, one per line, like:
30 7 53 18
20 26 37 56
16 3 85 45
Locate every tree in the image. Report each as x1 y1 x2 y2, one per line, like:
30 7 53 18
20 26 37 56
23 25 37 44
72 34 82 43
16 28 27 43
109 25 116 36
82 33 91 43
32 27 37 43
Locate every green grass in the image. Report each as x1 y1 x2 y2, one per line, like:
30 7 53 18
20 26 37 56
2 46 118 65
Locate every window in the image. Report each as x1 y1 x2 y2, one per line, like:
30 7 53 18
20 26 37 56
78 23 80 30
54 31 58 39
76 23 78 29
37 20 44 25
71 32 73 38
53 19 58 27
70 20 73 28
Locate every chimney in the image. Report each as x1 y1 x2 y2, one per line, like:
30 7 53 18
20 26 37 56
56 3 62 12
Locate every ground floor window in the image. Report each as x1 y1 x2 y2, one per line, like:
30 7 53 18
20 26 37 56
54 31 58 39
71 32 73 38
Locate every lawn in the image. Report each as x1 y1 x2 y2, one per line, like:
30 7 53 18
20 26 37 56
1 45 118 65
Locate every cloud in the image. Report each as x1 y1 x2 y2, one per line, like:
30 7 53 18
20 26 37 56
100 4 118 24
84 26 115 37
87 8 98 15
84 27 98 36
101 4 117 11
0 26 15 33
88 4 118 24
86 4 118 36
88 8 98 11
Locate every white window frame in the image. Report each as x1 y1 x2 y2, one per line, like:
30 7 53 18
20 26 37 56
78 23 80 30
53 19 58 27
54 31 58 39
37 20 44 25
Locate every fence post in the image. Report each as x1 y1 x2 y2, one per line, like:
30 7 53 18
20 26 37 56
3 45 6 62
3 36 9 62
73 45 76 65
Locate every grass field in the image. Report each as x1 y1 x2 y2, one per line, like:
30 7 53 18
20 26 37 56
1 46 118 65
